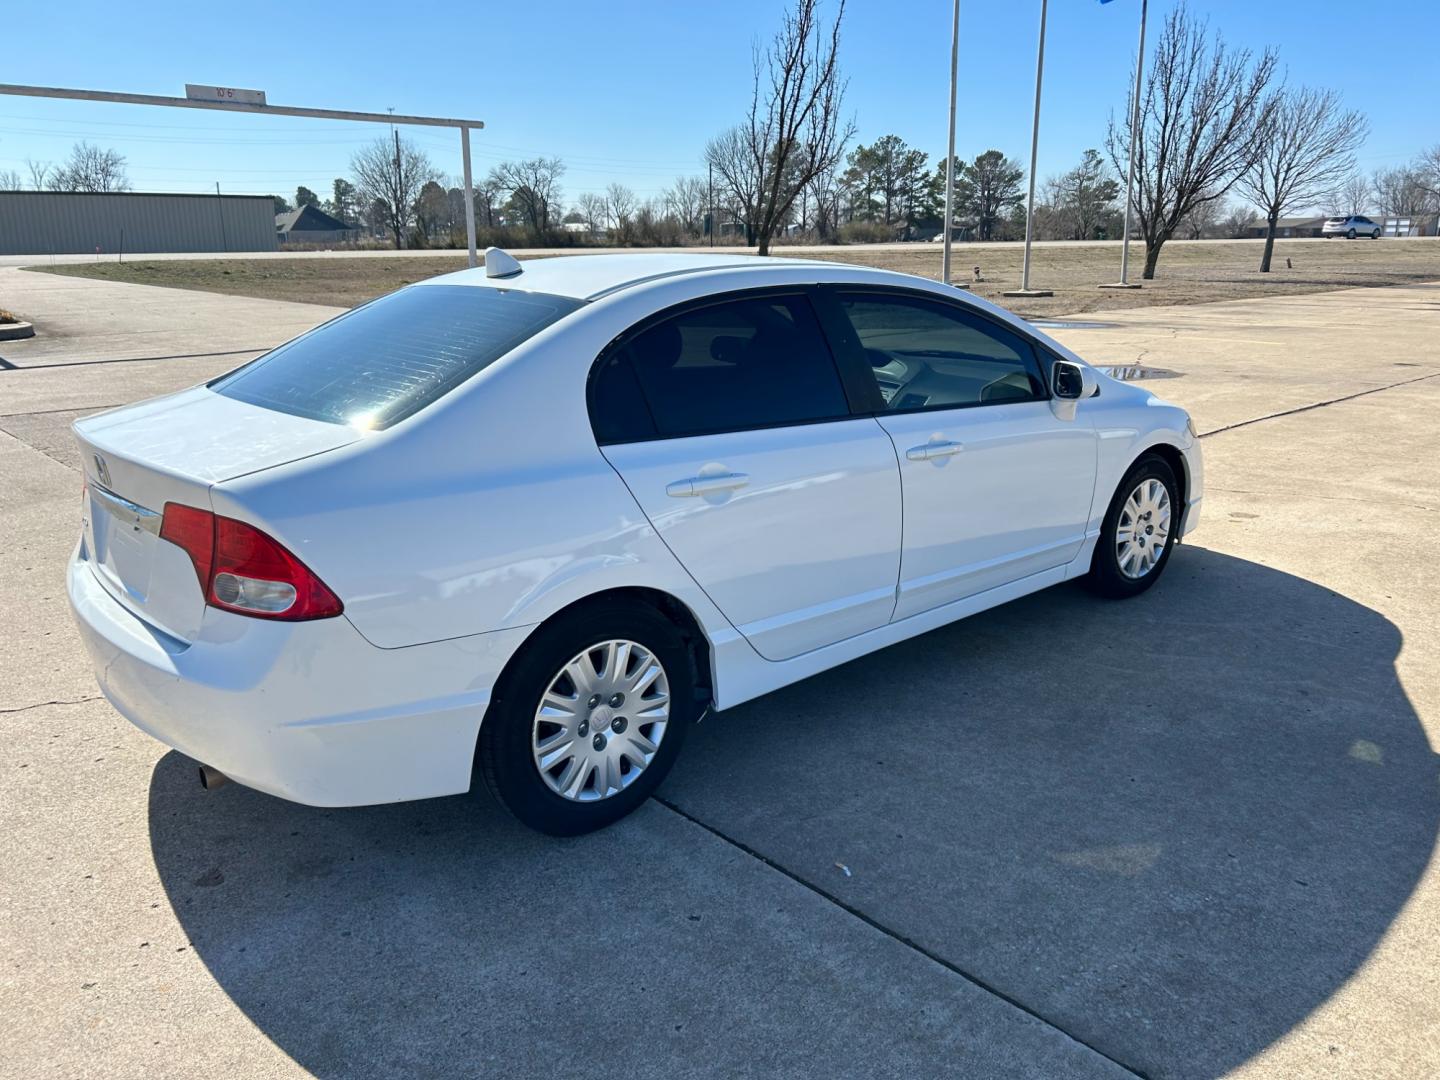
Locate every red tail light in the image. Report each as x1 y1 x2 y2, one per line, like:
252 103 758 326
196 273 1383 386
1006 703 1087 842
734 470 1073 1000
159 504 342 621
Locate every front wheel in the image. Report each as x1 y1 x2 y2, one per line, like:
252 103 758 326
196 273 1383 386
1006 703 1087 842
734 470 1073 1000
1086 455 1180 598
477 601 696 835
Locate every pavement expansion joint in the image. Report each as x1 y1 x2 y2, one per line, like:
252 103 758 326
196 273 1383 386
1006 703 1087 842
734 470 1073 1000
654 795 1151 1079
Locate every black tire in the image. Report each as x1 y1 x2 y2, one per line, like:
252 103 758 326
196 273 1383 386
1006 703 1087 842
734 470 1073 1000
1086 454 1180 599
1372 229 1381 239
477 599 696 836
1347 228 1357 239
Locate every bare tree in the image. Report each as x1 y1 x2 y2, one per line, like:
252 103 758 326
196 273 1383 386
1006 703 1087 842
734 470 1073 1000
805 168 842 242
1218 201 1259 238
575 192 607 238
26 159 52 190
705 126 763 244
0 169 21 191
605 182 638 243
706 0 854 254
1371 165 1433 233
663 175 707 237
1414 146 1440 235
1237 87 1366 271
495 157 565 241
1340 172 1371 217
351 134 435 248
1106 5 1278 279
1179 198 1221 239
48 142 131 192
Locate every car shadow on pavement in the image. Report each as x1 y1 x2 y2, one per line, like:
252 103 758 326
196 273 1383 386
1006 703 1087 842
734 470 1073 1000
663 546 1440 1078
148 547 1438 1079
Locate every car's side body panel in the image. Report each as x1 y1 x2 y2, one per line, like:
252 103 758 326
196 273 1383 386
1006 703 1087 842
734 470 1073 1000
876 401 1099 619
601 418 902 661
214 259 1201 690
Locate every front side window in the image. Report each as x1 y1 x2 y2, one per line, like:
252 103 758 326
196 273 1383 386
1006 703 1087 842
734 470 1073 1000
213 284 582 430
837 292 1044 411
592 293 851 441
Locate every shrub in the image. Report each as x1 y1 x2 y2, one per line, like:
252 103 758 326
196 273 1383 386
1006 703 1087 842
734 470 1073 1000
837 220 898 245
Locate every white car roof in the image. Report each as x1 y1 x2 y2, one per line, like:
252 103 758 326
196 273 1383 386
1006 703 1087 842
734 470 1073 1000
419 252 836 301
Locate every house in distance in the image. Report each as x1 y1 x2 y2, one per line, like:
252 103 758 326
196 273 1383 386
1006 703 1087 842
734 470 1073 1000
276 204 361 246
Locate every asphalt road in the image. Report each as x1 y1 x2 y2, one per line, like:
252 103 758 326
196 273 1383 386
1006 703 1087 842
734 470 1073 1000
2 264 1437 1079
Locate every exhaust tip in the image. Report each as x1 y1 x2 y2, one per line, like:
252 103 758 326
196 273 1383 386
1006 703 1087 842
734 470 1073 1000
198 764 230 791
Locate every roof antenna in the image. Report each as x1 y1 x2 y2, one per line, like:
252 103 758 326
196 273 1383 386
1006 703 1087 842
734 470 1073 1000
484 247 523 279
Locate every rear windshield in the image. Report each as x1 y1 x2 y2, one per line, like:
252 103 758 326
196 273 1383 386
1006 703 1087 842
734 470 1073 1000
211 284 582 429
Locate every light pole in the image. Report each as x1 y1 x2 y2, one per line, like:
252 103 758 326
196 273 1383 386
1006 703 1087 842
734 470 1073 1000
942 0 963 287
1004 0 1053 298
1101 0 1147 289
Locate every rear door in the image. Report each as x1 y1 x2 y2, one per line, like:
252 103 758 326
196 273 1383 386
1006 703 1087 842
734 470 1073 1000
592 290 902 661
825 289 1097 621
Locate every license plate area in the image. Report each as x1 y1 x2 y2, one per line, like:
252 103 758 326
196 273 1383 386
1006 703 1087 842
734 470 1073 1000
88 484 163 604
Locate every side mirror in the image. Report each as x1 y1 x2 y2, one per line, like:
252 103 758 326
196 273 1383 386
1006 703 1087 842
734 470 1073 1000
1050 360 1098 421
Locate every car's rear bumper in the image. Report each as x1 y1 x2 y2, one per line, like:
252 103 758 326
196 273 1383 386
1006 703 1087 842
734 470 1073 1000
68 549 531 806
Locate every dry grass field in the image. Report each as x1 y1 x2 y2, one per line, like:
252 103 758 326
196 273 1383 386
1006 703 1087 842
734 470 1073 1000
31 236 1440 318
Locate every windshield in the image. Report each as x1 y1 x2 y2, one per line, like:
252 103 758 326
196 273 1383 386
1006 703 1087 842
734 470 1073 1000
211 284 583 430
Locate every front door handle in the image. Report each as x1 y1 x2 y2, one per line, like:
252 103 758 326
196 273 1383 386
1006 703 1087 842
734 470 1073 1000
666 472 751 498
905 440 964 462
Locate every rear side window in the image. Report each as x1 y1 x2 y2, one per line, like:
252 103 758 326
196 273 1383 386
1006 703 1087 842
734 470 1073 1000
592 293 850 441
212 285 582 430
838 292 1044 411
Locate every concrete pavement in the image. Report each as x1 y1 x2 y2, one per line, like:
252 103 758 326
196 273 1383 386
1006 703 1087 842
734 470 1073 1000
2 266 1438 1078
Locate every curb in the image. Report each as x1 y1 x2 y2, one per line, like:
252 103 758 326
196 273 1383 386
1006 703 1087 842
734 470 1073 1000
0 321 35 341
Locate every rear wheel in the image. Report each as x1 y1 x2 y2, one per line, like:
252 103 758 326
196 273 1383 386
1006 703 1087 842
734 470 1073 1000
1372 229 1381 239
1086 455 1179 599
1347 228 1357 239
477 600 695 835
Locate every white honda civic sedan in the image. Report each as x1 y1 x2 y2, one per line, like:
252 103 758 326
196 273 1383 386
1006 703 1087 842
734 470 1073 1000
69 250 1202 835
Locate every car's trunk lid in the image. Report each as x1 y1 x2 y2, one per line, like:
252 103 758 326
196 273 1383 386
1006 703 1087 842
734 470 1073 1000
74 387 360 641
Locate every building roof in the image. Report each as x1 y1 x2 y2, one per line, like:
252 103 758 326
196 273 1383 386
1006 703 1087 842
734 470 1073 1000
0 189 270 202
418 252 833 301
276 203 354 233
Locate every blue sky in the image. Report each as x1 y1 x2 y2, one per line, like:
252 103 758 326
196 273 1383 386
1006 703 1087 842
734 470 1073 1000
2 0 1430 207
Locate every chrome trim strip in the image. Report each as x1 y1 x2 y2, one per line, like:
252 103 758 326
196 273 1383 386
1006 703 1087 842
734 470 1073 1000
89 483 162 536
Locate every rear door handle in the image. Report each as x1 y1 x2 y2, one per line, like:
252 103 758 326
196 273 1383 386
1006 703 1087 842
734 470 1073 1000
666 472 751 498
905 440 964 462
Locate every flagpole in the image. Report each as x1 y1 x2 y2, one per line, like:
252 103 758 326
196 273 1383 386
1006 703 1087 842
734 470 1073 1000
1102 0 1147 289
942 0 961 287
1004 0 1053 298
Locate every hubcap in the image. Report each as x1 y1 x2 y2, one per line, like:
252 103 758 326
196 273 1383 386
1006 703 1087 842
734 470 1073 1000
531 639 670 802
1115 478 1172 579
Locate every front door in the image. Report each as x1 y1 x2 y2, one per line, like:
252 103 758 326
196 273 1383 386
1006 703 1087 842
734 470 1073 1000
829 289 1098 621
591 290 902 661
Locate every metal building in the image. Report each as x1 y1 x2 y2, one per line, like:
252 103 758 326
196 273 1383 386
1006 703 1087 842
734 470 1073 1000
0 191 279 255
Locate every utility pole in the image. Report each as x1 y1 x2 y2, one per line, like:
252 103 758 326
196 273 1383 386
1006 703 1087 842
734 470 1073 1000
708 162 714 248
